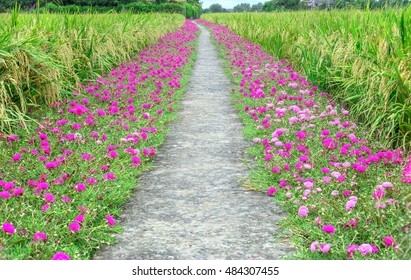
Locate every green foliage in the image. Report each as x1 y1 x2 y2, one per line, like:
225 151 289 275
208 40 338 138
233 3 251 12
209 3 223 13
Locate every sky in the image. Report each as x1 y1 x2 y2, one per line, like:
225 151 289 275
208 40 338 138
200 0 265 9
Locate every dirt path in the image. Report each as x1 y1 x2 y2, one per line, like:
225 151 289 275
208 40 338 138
93 24 294 260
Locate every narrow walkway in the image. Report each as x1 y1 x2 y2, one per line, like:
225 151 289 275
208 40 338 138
93 24 293 260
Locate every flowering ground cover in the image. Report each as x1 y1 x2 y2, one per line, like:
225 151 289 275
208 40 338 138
197 19 411 260
0 20 199 260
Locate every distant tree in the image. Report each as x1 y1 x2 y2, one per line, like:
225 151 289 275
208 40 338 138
262 0 276 11
251 2 263 11
233 3 251 12
209 3 223 12
262 0 301 11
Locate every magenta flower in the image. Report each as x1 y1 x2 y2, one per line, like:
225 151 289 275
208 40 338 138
346 244 358 259
33 232 47 242
322 224 335 235
372 189 385 200
383 236 394 247
61 196 71 203
2 223 15 234
298 206 309 218
43 193 55 203
109 150 118 159
13 188 24 197
51 252 71 260
37 182 49 190
74 215 85 224
0 191 11 199
106 215 115 227
12 154 22 162
68 222 81 232
342 190 352 196
71 123 81 130
75 183 86 192
267 187 277 196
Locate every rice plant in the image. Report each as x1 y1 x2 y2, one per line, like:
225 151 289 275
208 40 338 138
0 10 185 134
202 7 411 151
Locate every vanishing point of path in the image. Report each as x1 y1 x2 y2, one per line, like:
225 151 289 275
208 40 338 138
93 24 294 260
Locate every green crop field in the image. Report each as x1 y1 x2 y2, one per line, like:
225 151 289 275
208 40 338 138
0 11 185 133
203 8 411 151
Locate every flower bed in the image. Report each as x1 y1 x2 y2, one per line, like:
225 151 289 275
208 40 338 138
197 19 411 260
0 20 199 260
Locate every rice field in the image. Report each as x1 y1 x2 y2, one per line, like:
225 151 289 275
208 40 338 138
202 8 411 151
0 11 185 133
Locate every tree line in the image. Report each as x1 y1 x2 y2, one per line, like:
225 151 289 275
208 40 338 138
204 0 410 13
0 0 202 18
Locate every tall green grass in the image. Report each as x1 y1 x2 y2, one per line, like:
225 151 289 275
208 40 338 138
203 8 411 151
0 11 185 133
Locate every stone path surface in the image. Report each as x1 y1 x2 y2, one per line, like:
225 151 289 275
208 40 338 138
93 24 294 260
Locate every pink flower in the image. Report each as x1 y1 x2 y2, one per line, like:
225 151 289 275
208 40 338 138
372 189 385 200
346 200 356 211
37 182 49 190
75 183 86 192
106 215 115 227
310 240 318 252
74 215 85 224
33 232 47 242
285 192 292 198
109 150 118 159
71 123 81 130
381 182 393 188
104 173 116 180
346 244 358 259
383 236 394 247
12 154 22 162
342 190 352 196
51 252 71 260
13 188 24 197
43 193 55 203
2 223 15 234
41 204 50 212
68 222 81 232
61 196 71 203
267 187 277 196
322 224 335 234
298 206 309 217
303 181 313 189
358 244 373 256
331 190 339 196
323 176 331 184
0 191 11 199
320 244 331 253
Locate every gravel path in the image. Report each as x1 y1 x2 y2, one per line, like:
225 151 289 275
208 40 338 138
93 24 294 260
